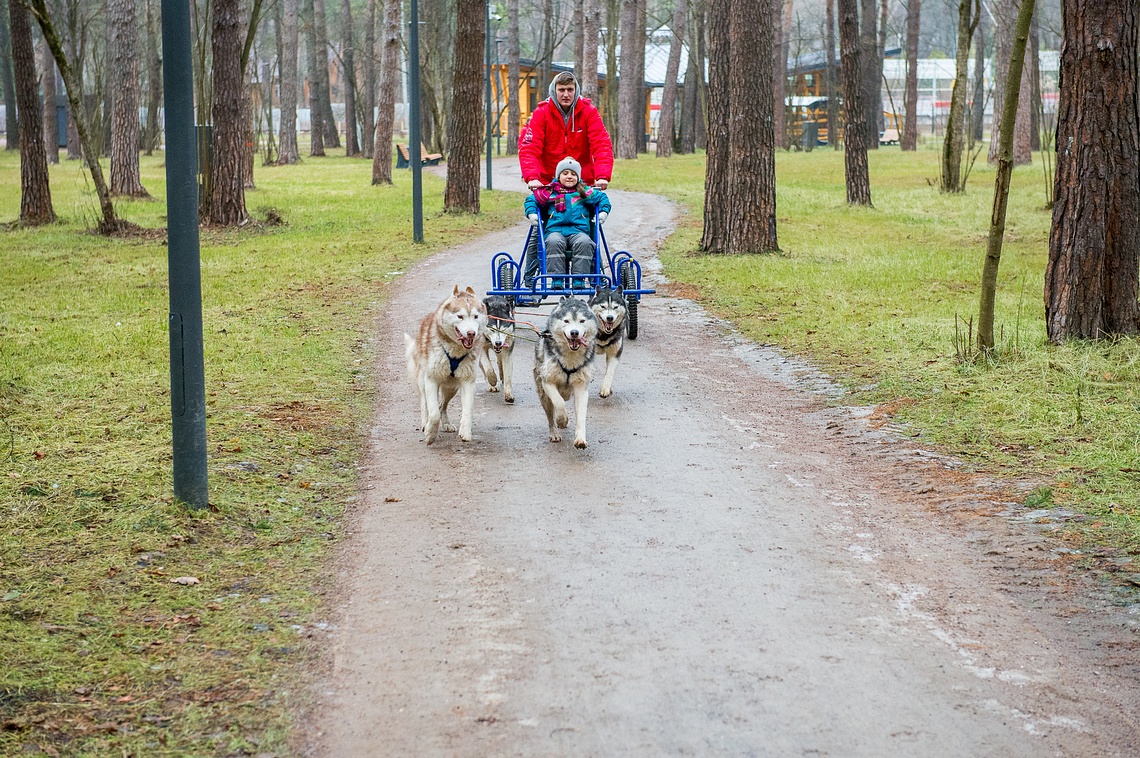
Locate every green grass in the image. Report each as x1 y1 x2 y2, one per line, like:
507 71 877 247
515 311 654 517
618 147 1140 555
0 150 518 755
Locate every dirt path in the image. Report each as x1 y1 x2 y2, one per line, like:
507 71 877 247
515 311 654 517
304 160 1140 756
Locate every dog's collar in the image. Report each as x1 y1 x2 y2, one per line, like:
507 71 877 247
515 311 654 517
442 348 468 376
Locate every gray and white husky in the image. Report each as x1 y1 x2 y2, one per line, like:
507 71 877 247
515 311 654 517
478 295 516 403
533 296 598 448
587 285 627 398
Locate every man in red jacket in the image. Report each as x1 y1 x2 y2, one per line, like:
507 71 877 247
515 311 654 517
518 72 613 293
519 72 614 190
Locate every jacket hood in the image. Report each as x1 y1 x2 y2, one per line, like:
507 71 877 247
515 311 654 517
548 72 580 121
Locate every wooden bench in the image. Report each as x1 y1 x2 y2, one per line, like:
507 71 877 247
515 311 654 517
396 143 444 168
879 128 900 146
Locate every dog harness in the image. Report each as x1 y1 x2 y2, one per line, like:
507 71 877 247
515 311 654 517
443 349 468 376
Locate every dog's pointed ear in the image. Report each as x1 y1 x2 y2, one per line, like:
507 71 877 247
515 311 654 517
594 285 603 296
453 284 461 296
465 286 476 295
616 285 624 296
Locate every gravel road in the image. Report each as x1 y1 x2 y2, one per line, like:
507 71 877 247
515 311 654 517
304 159 1140 757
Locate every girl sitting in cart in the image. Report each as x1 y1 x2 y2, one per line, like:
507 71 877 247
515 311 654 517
524 157 611 290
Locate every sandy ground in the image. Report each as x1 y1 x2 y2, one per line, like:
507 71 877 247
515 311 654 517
301 159 1140 757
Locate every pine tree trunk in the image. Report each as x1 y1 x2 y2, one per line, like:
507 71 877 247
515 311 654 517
208 0 248 225
602 0 619 137
313 0 339 148
615 0 639 159
361 0 376 158
700 0 730 253
340 0 359 156
443 0 482 213
971 6 984 141
655 0 686 157
838 0 871 205
371 0 399 184
827 0 841 150
727 0 778 254
10 0 54 223
694 7 707 150
1028 13 1040 151
278 0 301 163
305 0 325 155
507 0 522 153
573 0 584 81
0 3 17 150
109 0 148 196
40 38 58 164
634 0 646 153
678 21 697 155
143 0 163 154
860 0 879 149
772 0 785 150
901 0 920 150
580 0 599 104
1044 0 1140 341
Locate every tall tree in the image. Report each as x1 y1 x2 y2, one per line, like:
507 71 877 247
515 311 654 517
0 3 16 149
859 0 878 149
143 0 162 154
978 0 1035 352
772 0 785 149
699 0 729 252
278 0 301 163
109 0 148 196
634 0 647 152
443 0 482 213
361 0 375 157
304 0 324 155
40 36 58 163
615 0 639 158
601 0 618 137
313 0 338 147
826 0 840 150
989 0 1032 165
727 0 777 253
370 0 398 184
970 4 984 142
206 0 247 224
939 0 977 193
506 0 521 152
339 0 358 156
655 0 686 157
29 0 118 230
10 0 54 222
901 0 919 150
573 0 584 81
838 0 871 205
1044 0 1139 342
1027 11 1041 151
580 0 599 104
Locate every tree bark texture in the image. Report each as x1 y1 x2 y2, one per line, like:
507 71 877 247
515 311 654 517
370 0 399 185
304 0 325 155
616 0 640 159
601 0 619 137
971 5 984 141
208 0 248 224
573 0 584 82
313 0 339 148
901 0 920 150
634 0 647 152
772 0 785 150
0 3 17 149
727 0 777 253
678 18 697 155
838 0 871 205
700 0 730 253
143 0 162 154
28 0 118 230
655 0 686 157
361 0 375 158
340 0 358 156
989 0 1032 165
978 0 1035 351
826 0 840 150
443 0 482 213
940 0 975 193
10 0 54 222
694 6 706 150
507 0 521 153
580 0 599 104
1044 0 1140 342
40 36 58 163
1028 12 1041 151
860 0 878 149
109 0 148 196
278 0 301 163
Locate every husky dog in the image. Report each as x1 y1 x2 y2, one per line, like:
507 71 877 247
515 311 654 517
587 285 627 398
477 295 516 403
533 296 598 448
404 286 486 444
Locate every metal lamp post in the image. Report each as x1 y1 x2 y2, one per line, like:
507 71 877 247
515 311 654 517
409 0 423 242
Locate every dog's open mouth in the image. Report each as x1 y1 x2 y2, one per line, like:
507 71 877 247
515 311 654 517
457 331 476 350
599 319 617 333
567 336 586 351
492 342 506 353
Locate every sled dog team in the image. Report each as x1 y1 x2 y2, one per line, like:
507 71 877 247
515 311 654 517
404 284 628 450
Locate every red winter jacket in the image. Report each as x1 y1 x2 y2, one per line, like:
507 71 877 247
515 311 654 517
518 97 614 186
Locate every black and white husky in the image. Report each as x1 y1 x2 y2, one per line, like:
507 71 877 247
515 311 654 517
587 285 627 398
534 296 598 448
478 295 516 403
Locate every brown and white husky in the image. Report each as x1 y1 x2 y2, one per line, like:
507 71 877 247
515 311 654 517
404 286 487 444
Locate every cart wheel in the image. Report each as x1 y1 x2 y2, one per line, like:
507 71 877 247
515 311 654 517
498 260 515 292
621 264 639 341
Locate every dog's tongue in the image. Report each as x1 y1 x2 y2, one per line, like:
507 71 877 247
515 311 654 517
569 337 583 351
458 332 475 349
